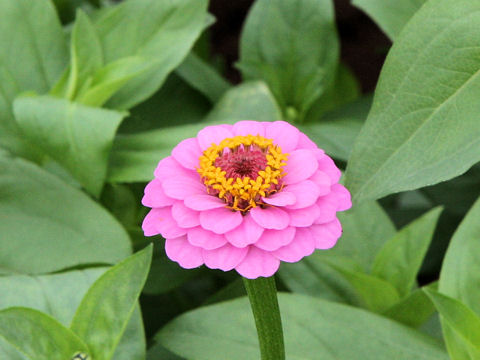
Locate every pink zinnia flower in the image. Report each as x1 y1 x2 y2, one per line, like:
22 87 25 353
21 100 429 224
142 121 351 279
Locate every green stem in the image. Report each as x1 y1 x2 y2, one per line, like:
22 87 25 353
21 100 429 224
243 276 285 360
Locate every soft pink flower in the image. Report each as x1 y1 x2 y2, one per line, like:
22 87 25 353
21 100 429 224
142 121 351 279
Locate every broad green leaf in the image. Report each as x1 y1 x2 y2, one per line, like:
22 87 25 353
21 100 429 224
425 289 480 358
176 53 231 103
108 81 281 183
148 342 184 360
94 0 209 109
372 207 442 297
159 293 448 360
0 308 90 360
14 95 125 196
300 96 371 161
0 0 68 159
0 153 131 274
238 0 339 119
70 245 153 360
345 0 480 203
352 0 427 40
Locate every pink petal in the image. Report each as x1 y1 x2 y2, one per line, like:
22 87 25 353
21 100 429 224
172 137 202 170
171 201 200 228
162 176 205 200
199 207 243 234
142 208 162 236
331 184 352 211
154 156 195 180
197 125 234 150
233 120 265 137
309 170 331 196
254 227 296 251
235 247 280 279
265 121 299 153
315 192 338 224
202 244 249 271
187 227 227 250
297 132 318 149
288 204 321 227
250 206 290 230
285 180 321 209
184 194 226 211
225 214 264 247
310 218 342 249
165 236 204 269
262 191 296 206
272 228 315 262
283 149 319 184
317 153 341 183
142 179 175 208
152 207 187 239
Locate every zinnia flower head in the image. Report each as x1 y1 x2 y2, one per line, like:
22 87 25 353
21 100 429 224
142 121 351 279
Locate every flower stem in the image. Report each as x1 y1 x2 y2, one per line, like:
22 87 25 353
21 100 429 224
242 276 285 360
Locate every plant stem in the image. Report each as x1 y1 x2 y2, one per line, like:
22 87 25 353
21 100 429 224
242 276 285 360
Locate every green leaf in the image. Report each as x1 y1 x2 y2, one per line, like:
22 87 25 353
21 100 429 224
238 0 339 119
352 0 427 40
372 207 442 297
0 307 90 360
345 0 480 203
107 81 281 183
0 0 68 159
14 95 125 196
94 0 209 109
176 53 231 103
158 293 448 360
0 153 131 275
70 245 153 360
425 289 480 358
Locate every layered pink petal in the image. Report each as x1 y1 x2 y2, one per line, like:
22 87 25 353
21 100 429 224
172 137 202 170
262 191 296 206
203 244 249 271
250 206 290 230
187 227 227 250
265 121 299 153
272 227 315 262
296 132 317 149
225 214 264 247
165 236 203 269
288 204 321 227
197 125 234 150
315 193 338 224
154 156 194 180
254 227 296 251
142 208 162 237
285 180 321 209
235 247 280 279
184 194 226 211
162 176 205 200
142 179 175 208
310 218 342 249
283 149 318 184
309 170 331 196
199 207 243 234
331 184 352 211
153 207 187 239
317 153 341 183
233 120 265 137
171 201 200 228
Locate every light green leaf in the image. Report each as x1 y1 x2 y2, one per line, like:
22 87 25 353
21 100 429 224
176 53 231 103
107 81 281 183
158 293 448 360
345 0 480 203
372 207 442 297
0 308 90 360
352 0 427 40
0 153 131 275
238 0 339 119
0 0 68 159
14 95 125 196
425 289 480 358
94 0 209 109
70 245 152 360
